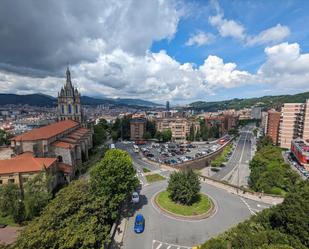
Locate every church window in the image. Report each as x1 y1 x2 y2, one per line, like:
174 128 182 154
61 105 64 114
75 105 78 114
68 104 72 114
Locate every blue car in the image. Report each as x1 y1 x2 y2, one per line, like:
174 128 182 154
134 214 145 233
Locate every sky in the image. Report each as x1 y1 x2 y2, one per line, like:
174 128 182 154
0 0 309 104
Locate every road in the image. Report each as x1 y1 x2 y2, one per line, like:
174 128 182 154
212 127 254 187
123 180 270 249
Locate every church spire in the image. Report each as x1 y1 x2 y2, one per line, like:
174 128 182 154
65 66 73 89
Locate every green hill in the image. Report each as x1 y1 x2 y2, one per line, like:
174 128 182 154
189 91 309 111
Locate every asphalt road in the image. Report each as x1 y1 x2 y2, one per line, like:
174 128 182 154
212 127 255 187
123 180 270 249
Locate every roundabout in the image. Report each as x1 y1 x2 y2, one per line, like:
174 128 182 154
154 190 215 220
123 180 272 249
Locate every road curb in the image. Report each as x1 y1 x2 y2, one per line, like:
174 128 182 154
153 190 216 221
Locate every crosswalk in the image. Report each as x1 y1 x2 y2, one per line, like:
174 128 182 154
152 240 194 249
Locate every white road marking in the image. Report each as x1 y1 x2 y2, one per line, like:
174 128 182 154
156 244 162 249
240 197 256 215
167 246 171 249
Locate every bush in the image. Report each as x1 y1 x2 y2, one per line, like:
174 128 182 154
167 169 200 205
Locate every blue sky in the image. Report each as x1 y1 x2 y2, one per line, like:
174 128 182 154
1 0 309 104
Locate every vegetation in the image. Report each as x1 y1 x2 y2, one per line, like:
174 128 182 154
143 120 156 139
155 128 172 142
93 118 109 146
211 144 233 167
167 169 200 205
142 167 151 173
90 149 139 219
199 119 220 140
145 173 165 183
10 149 138 249
0 129 13 146
201 181 309 249
111 116 131 141
156 191 211 216
0 174 51 225
249 136 301 195
189 91 309 111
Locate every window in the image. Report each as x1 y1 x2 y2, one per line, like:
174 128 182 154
75 105 78 114
8 179 15 183
0 180 2 184
61 105 64 114
22 177 28 183
68 104 72 114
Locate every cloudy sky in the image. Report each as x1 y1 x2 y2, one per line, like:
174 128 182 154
1 0 309 104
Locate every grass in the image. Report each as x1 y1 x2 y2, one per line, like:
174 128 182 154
156 191 211 216
143 167 151 173
145 174 165 183
0 214 16 226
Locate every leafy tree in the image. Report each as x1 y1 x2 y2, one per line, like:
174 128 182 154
111 116 131 141
146 120 156 138
155 131 162 141
93 119 108 146
23 173 52 220
0 183 23 223
14 180 111 249
257 136 273 151
161 129 172 142
0 130 13 146
167 169 201 205
90 149 139 219
187 125 195 141
143 131 152 140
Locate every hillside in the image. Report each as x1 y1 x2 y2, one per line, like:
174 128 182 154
189 91 309 111
0 94 162 108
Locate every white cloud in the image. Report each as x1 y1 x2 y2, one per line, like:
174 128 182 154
209 1 290 46
185 32 215 46
247 24 290 46
209 14 246 40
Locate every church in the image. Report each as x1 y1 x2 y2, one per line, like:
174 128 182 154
0 68 93 189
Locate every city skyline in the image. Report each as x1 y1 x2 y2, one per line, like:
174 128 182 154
0 0 309 104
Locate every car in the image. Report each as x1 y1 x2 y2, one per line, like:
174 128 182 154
132 192 139 203
134 214 145 233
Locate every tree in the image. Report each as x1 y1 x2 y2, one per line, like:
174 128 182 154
187 125 195 141
155 131 162 141
167 169 201 205
146 120 156 138
257 136 273 151
90 149 139 219
23 173 52 220
0 183 23 223
161 129 172 142
0 130 13 146
14 180 111 249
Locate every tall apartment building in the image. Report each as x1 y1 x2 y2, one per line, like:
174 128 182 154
265 110 281 145
204 113 239 137
156 118 200 142
279 100 309 149
130 118 146 141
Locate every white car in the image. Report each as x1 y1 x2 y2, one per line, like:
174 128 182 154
132 192 140 204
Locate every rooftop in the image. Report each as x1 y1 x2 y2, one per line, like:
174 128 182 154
0 153 57 175
13 120 79 141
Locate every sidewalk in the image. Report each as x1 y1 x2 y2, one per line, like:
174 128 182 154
109 217 127 249
0 226 23 245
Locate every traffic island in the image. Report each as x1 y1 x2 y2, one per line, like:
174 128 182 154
154 190 215 220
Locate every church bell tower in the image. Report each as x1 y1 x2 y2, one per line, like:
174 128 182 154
57 67 82 122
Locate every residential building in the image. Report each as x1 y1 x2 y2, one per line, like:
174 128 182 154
266 110 281 145
291 138 309 171
130 118 146 140
156 117 200 142
279 102 305 149
204 113 239 137
251 106 262 119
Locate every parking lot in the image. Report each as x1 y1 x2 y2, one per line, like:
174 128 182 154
139 136 233 166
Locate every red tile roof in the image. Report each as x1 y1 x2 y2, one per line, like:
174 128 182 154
13 120 79 141
52 141 76 149
0 153 57 175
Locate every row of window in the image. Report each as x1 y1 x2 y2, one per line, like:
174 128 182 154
61 104 79 114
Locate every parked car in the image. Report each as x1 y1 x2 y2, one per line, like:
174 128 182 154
134 214 145 233
132 192 140 204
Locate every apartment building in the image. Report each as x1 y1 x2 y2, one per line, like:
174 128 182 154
130 118 146 140
204 113 239 137
278 99 309 149
156 117 200 142
265 110 281 145
291 138 309 170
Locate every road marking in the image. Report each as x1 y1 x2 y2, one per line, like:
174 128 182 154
167 246 171 249
156 244 162 249
240 197 256 215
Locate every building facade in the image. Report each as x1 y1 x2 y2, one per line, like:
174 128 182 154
291 138 309 171
266 110 281 145
156 118 200 142
58 67 82 122
276 99 309 149
204 113 239 137
130 118 146 140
